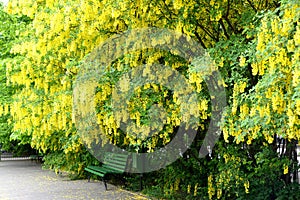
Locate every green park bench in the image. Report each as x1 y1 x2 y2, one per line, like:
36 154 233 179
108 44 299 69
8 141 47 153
84 153 129 190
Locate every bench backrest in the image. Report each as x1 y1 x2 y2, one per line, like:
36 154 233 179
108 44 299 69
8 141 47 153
103 153 129 173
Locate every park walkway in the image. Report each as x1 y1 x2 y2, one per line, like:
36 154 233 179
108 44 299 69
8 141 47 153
0 160 148 200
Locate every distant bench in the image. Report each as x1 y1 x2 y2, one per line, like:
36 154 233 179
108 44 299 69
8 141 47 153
84 153 129 190
29 154 43 162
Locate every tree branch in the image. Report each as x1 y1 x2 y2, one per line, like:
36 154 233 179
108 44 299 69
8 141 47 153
247 0 258 13
195 21 218 42
224 16 236 34
194 31 207 49
219 19 230 39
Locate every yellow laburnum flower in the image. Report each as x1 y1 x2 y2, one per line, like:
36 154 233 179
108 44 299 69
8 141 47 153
215 12 222 21
239 56 246 67
208 175 215 200
283 164 288 174
187 184 191 194
231 100 237 115
247 138 252 145
174 178 180 191
265 134 273 143
244 180 250 193
217 188 222 199
294 25 300 45
240 104 249 120
223 153 229 163
296 100 300 115
223 128 229 143
219 57 224 67
287 40 295 52
193 183 198 196
173 0 183 10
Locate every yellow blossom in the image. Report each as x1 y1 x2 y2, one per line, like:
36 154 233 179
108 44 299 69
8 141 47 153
283 164 288 174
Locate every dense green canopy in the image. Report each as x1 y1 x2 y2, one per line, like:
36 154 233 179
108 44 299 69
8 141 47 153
0 0 299 199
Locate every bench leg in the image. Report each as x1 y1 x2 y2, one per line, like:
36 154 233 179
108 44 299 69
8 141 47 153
88 176 91 182
103 179 108 191
140 174 143 191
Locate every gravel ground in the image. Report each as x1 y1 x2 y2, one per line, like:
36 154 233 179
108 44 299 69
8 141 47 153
0 160 148 200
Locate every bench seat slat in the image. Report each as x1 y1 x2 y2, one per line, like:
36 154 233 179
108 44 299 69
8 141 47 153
102 164 124 173
86 165 111 172
84 167 105 177
104 159 127 166
86 165 120 174
104 161 127 167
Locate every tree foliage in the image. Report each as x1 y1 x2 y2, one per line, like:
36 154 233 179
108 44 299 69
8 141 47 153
1 0 299 199
0 3 33 155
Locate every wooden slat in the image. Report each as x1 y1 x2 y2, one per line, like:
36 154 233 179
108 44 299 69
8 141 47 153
104 159 127 166
102 164 124 172
84 167 105 177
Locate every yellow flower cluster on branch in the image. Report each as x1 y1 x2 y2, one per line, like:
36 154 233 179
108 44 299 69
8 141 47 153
208 153 250 199
222 1 300 145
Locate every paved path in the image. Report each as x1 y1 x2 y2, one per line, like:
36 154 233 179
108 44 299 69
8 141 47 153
0 160 148 200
